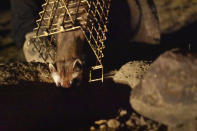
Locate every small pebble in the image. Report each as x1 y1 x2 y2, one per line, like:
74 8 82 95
126 119 134 127
99 124 106 131
95 120 107 125
107 119 120 129
90 126 96 131
119 110 127 117
140 117 146 126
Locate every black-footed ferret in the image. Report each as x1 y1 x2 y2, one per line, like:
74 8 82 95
49 28 86 88
49 3 89 88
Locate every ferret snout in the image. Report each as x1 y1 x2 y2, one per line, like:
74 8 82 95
49 64 62 87
51 71 62 87
50 70 71 88
61 80 72 88
49 62 83 88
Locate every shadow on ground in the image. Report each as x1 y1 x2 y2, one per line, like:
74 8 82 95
0 78 131 130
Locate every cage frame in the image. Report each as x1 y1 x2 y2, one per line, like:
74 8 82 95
32 0 111 83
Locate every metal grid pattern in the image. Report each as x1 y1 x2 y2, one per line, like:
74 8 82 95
32 0 111 83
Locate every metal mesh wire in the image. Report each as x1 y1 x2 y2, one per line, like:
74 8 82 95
32 0 111 82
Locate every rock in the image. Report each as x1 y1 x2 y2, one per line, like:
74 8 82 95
99 125 107 131
94 120 107 125
119 109 127 117
109 0 160 45
125 112 164 130
126 119 134 127
127 0 161 44
130 49 197 127
91 111 165 130
90 126 96 131
139 116 146 126
0 10 24 63
113 61 150 89
168 119 197 131
154 0 197 33
107 119 120 129
0 62 53 85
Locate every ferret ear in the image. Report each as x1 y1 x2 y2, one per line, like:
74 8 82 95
73 59 83 71
49 63 57 73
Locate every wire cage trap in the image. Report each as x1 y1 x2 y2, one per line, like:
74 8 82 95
32 0 111 83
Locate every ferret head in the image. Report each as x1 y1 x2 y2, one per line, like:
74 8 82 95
49 59 84 88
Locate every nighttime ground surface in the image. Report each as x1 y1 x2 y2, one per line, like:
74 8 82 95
0 1 197 131
0 4 165 131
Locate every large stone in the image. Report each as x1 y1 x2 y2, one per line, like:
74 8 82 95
168 120 197 131
127 0 161 44
113 61 150 89
0 62 53 85
130 49 197 127
154 0 197 33
109 0 160 44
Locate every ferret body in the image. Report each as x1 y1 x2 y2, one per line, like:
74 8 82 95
49 3 88 88
49 29 86 88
